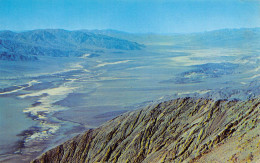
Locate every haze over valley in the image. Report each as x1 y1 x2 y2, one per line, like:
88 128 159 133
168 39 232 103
0 27 259 162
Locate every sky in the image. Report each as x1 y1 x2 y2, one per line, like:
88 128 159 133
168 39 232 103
0 0 259 33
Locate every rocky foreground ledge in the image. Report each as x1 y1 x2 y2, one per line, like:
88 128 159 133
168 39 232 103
32 97 260 163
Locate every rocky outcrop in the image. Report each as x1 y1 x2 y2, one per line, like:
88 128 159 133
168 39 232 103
32 97 260 163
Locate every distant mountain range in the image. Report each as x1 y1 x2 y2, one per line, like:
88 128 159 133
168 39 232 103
88 28 260 49
180 28 260 48
0 28 259 61
0 29 144 61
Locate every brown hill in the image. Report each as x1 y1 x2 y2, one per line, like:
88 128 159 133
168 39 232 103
32 97 260 163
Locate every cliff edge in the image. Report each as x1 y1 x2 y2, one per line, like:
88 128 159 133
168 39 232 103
32 98 260 162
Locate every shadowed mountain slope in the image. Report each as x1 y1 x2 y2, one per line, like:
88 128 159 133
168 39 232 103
0 29 144 61
32 97 260 163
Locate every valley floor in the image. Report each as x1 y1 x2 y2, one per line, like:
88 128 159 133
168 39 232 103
0 37 260 162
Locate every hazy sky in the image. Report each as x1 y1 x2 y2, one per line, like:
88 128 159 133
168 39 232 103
0 0 259 33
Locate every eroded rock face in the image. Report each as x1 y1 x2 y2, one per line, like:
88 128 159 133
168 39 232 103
32 98 260 163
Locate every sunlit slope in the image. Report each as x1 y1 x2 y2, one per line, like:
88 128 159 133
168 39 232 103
32 97 260 163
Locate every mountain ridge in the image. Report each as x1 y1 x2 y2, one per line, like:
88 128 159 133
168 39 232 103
0 29 144 61
1 27 259 61
32 97 260 163
86 27 260 48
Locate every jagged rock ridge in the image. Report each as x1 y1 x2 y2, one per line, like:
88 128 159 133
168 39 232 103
32 98 260 163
